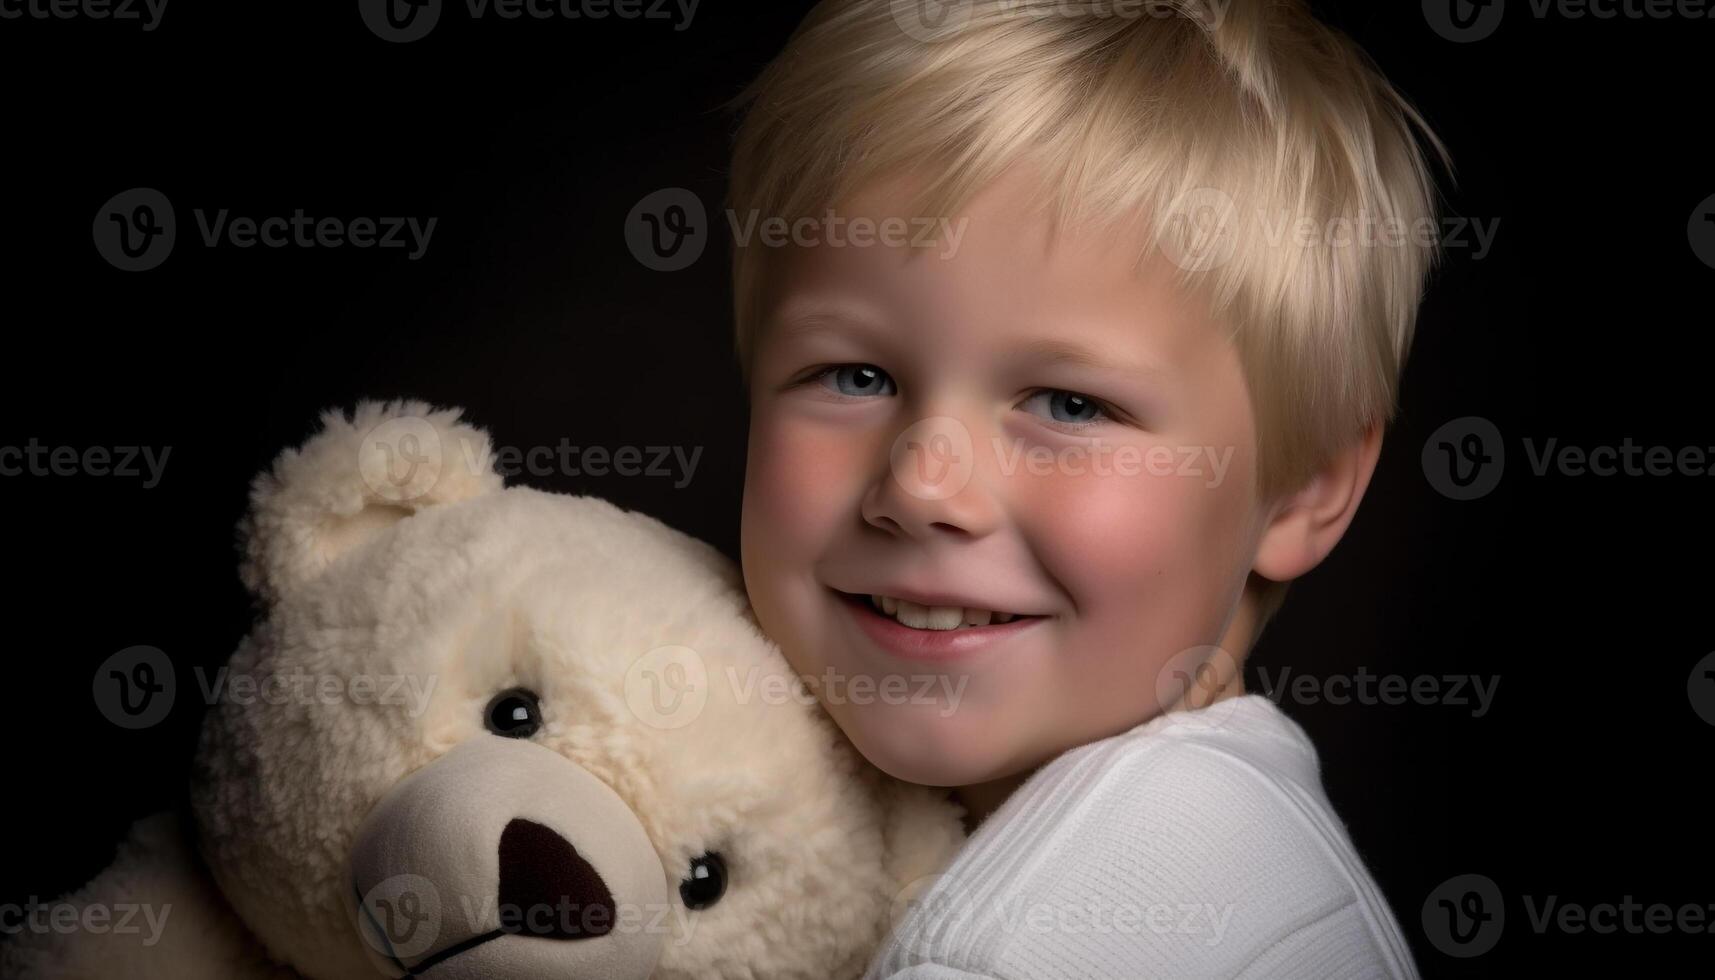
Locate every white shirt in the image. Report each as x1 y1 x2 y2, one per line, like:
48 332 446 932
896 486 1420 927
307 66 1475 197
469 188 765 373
866 694 1419 979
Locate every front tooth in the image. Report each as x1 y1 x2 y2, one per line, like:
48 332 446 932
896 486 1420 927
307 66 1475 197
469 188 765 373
884 597 1004 630
924 605 964 630
891 600 963 631
894 599 931 629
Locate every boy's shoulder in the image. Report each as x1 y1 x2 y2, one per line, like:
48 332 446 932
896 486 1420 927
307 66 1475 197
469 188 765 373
865 695 1420 980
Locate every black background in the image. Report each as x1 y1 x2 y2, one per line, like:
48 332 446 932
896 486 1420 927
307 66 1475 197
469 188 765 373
2 1 1710 976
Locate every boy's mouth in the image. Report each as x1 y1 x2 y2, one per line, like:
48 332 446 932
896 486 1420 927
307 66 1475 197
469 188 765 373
832 588 1046 632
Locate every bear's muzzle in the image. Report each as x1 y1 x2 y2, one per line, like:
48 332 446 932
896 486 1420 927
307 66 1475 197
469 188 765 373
348 737 670 979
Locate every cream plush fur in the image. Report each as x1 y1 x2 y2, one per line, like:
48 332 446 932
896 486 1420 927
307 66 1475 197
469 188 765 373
3 400 965 979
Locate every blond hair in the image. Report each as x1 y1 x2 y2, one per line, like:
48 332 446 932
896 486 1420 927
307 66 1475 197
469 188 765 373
726 0 1451 633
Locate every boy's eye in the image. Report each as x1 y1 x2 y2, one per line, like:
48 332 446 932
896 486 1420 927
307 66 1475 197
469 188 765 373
816 363 896 398
1020 389 1108 426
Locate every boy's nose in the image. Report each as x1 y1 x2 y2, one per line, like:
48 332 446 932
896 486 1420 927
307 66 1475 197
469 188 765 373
861 415 1003 540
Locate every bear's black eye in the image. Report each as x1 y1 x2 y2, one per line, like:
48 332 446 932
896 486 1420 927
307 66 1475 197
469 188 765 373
679 852 726 910
484 688 543 738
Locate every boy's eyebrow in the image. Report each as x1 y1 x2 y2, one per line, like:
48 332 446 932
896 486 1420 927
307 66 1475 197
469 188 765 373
769 300 1169 381
1015 336 1169 383
1008 332 1173 387
767 299 887 339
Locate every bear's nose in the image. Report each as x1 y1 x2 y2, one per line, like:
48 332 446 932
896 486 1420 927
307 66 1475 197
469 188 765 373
497 818 619 939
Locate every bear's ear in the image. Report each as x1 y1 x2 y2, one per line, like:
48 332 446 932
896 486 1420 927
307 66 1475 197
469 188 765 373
237 399 504 607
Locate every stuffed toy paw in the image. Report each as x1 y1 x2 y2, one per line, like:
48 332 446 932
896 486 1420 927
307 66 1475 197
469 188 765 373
4 400 965 980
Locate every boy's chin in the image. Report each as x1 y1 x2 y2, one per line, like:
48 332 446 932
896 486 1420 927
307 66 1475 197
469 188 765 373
835 703 1034 789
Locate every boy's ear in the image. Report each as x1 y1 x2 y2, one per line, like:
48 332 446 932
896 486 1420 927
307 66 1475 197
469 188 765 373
237 399 505 608
1253 420 1384 584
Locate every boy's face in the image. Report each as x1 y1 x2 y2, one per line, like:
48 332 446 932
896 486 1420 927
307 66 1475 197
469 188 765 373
740 168 1268 789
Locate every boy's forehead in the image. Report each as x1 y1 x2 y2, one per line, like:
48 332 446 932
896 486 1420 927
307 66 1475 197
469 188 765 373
834 164 1144 270
760 168 1224 369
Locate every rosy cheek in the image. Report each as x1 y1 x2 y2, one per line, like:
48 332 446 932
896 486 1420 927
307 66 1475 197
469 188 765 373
743 416 834 670
746 412 864 539
1013 460 1174 571
1013 457 1236 640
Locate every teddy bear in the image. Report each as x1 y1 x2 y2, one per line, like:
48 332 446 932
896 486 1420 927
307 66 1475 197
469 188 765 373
2 400 966 980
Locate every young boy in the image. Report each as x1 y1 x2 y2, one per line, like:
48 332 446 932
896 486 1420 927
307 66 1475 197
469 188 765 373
727 2 1447 976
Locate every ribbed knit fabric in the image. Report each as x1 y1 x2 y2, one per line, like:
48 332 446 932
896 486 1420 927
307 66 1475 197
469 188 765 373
865 694 1418 979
